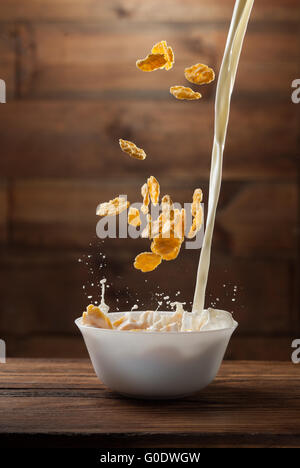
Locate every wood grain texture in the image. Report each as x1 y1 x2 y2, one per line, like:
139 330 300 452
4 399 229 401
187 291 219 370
0 101 297 179
0 182 8 243
0 247 293 336
0 0 298 361
9 180 297 257
0 359 299 448
0 249 87 335
4 335 293 361
12 24 298 99
218 183 298 257
0 24 16 99
0 0 299 23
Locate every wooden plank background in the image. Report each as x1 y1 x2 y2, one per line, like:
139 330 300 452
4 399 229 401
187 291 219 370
0 0 299 360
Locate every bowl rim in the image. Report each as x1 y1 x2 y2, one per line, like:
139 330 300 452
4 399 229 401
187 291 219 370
74 310 238 335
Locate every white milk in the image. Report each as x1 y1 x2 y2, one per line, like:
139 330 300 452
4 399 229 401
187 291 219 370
99 278 109 313
192 0 254 313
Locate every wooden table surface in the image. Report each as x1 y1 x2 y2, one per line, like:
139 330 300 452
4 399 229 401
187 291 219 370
0 359 299 448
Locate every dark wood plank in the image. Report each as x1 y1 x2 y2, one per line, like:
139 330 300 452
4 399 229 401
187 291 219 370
227 336 294 361
0 0 298 23
206 254 294 335
0 249 88 336
0 359 297 388
14 24 36 99
4 335 293 361
5 180 297 336
0 101 297 179
14 24 297 99
0 359 299 447
10 180 297 258
217 183 298 257
0 246 294 336
0 182 8 243
0 24 16 100
5 335 88 360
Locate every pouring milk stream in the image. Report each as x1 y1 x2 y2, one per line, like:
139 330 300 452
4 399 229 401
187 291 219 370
192 0 254 314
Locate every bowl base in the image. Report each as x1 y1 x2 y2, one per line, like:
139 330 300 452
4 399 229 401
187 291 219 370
116 390 200 400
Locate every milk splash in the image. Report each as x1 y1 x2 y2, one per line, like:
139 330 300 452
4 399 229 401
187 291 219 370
100 278 109 314
193 0 254 313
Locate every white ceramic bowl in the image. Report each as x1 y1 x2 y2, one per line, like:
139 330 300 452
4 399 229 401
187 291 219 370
75 310 237 399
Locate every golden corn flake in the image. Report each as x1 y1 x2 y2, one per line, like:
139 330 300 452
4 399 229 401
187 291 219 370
149 195 176 239
134 252 162 272
113 314 141 330
191 188 203 216
170 86 202 101
147 175 160 206
184 63 215 85
160 322 178 332
163 216 178 239
136 40 174 72
119 321 143 331
82 304 113 329
116 311 153 331
160 212 179 239
173 208 186 239
96 196 129 217
136 53 167 72
166 46 174 68
112 316 125 328
161 194 173 214
151 235 182 261
187 188 203 238
141 183 150 215
128 207 141 227
188 206 203 239
151 40 174 71
119 139 146 160
141 214 152 239
117 318 136 330
159 195 174 235
151 212 164 238
179 208 186 238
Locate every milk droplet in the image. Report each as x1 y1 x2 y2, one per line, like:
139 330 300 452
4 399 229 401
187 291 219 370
99 278 109 314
